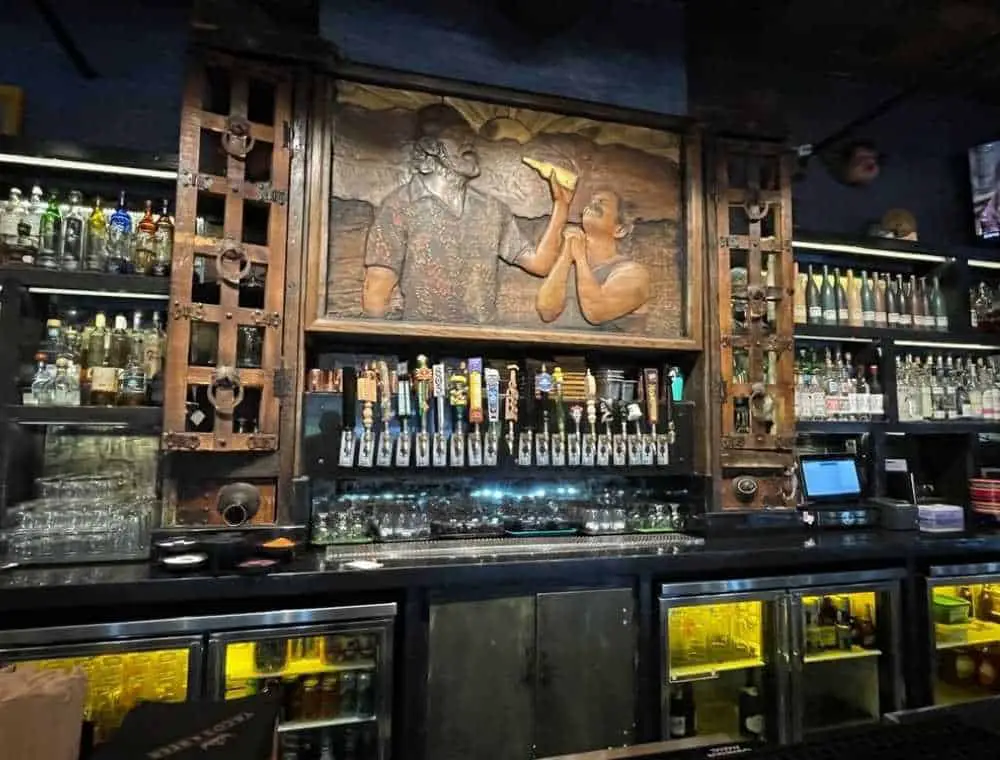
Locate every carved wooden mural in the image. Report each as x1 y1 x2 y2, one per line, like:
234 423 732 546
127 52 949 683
310 83 698 348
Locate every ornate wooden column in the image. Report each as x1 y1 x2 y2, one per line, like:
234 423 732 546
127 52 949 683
712 140 797 509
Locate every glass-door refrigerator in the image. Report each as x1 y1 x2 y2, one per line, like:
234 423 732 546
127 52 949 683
660 579 789 746
660 570 903 747
927 562 1000 707
786 570 904 741
205 604 396 760
0 619 202 747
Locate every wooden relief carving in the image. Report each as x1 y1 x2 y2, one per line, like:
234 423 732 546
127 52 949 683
313 82 696 348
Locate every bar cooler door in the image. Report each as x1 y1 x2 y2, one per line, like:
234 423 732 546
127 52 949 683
787 572 904 741
928 564 1000 707
660 584 787 746
206 604 396 760
0 624 201 746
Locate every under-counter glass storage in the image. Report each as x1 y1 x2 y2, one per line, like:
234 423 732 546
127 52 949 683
0 631 200 746
928 564 1000 707
661 571 902 747
207 607 395 760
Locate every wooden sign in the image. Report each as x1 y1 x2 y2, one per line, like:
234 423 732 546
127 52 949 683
306 81 702 350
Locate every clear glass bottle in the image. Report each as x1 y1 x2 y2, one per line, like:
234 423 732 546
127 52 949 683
931 356 946 420
869 365 884 419
855 363 871 421
107 191 133 274
846 269 863 327
119 352 148 407
0 187 23 253
85 197 109 272
37 191 62 269
151 199 174 277
143 312 165 405
943 356 958 420
968 361 984 419
824 349 839 420
52 357 76 406
134 200 156 275
30 352 54 406
899 274 913 328
21 186 45 265
60 190 85 271
887 275 900 328
87 312 117 406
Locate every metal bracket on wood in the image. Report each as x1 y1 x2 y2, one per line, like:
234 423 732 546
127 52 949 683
246 182 288 206
247 434 278 451
180 171 216 191
163 432 201 451
172 301 205 321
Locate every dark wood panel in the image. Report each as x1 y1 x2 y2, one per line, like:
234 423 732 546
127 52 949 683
535 588 638 757
426 597 535 760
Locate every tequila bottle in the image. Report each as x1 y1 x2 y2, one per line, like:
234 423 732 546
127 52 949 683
87 312 118 406
52 357 79 406
37 191 62 268
60 190 85 271
85 197 109 272
151 199 174 277
134 200 156 275
107 191 133 274
143 312 166 404
29 353 54 406
21 186 45 264
0 187 22 251
119 351 148 407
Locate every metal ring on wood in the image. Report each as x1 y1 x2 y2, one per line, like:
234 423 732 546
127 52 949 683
205 366 245 415
215 239 252 287
221 116 256 159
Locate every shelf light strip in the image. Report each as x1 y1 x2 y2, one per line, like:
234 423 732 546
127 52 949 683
0 285 169 300
792 240 950 263
895 339 1000 351
795 333 875 342
968 259 1000 270
0 153 178 180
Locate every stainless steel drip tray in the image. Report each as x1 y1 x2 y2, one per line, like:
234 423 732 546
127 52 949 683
324 533 704 563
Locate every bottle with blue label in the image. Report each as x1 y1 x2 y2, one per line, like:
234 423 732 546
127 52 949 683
107 190 134 274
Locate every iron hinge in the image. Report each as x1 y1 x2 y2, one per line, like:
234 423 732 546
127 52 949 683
716 376 728 404
162 432 201 451
180 170 215 191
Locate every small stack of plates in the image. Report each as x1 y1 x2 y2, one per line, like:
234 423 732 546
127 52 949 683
970 478 1000 518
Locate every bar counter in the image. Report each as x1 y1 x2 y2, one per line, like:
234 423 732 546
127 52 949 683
3 528 1000 617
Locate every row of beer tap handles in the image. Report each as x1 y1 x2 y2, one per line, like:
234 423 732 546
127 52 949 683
340 356 679 469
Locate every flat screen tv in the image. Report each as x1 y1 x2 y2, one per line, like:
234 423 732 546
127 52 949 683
969 140 1000 240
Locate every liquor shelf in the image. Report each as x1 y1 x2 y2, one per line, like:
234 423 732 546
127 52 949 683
4 404 162 428
935 619 1000 650
797 420 1000 435
803 645 882 664
670 656 765 682
0 265 170 298
794 324 997 348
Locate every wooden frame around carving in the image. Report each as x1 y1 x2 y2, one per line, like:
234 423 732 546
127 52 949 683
302 67 703 352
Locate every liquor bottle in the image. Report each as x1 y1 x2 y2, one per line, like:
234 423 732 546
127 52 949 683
794 261 807 324
29 352 54 406
824 349 839 420
669 683 696 738
968 361 984 419
834 267 848 325
874 273 888 327
899 274 913 328
930 356 946 420
84 197 109 272
60 190 85 271
860 270 875 326
869 365 884 419
887 274 900 328
852 603 877 649
134 200 157 275
37 191 62 269
143 312 165 404
911 276 925 329
119 344 148 407
0 187 23 251
821 265 837 325
109 314 131 370
87 313 118 407
107 191 133 274
52 357 80 406
944 356 958 420
21 186 45 265
855 364 871 421
846 269 862 326
806 264 821 324
931 276 948 331
151 199 174 277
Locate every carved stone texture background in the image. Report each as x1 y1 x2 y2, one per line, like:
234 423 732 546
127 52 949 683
325 83 686 338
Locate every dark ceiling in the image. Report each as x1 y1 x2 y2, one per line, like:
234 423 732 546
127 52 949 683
686 0 1000 99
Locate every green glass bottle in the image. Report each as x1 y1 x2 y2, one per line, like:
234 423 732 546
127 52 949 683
806 264 821 324
860 270 875 326
37 192 62 269
821 265 837 326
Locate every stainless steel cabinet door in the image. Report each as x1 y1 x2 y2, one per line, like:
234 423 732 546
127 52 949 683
426 597 535 760
535 588 637 757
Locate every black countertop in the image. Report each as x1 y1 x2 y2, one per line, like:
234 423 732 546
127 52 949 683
4 529 1000 618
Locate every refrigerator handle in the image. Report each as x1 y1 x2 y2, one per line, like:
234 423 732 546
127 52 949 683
206 638 225 701
784 594 804 744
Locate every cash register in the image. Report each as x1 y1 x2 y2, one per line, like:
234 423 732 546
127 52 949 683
798 453 918 530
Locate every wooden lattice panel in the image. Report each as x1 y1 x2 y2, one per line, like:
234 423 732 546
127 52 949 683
713 141 796 509
164 53 295 454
